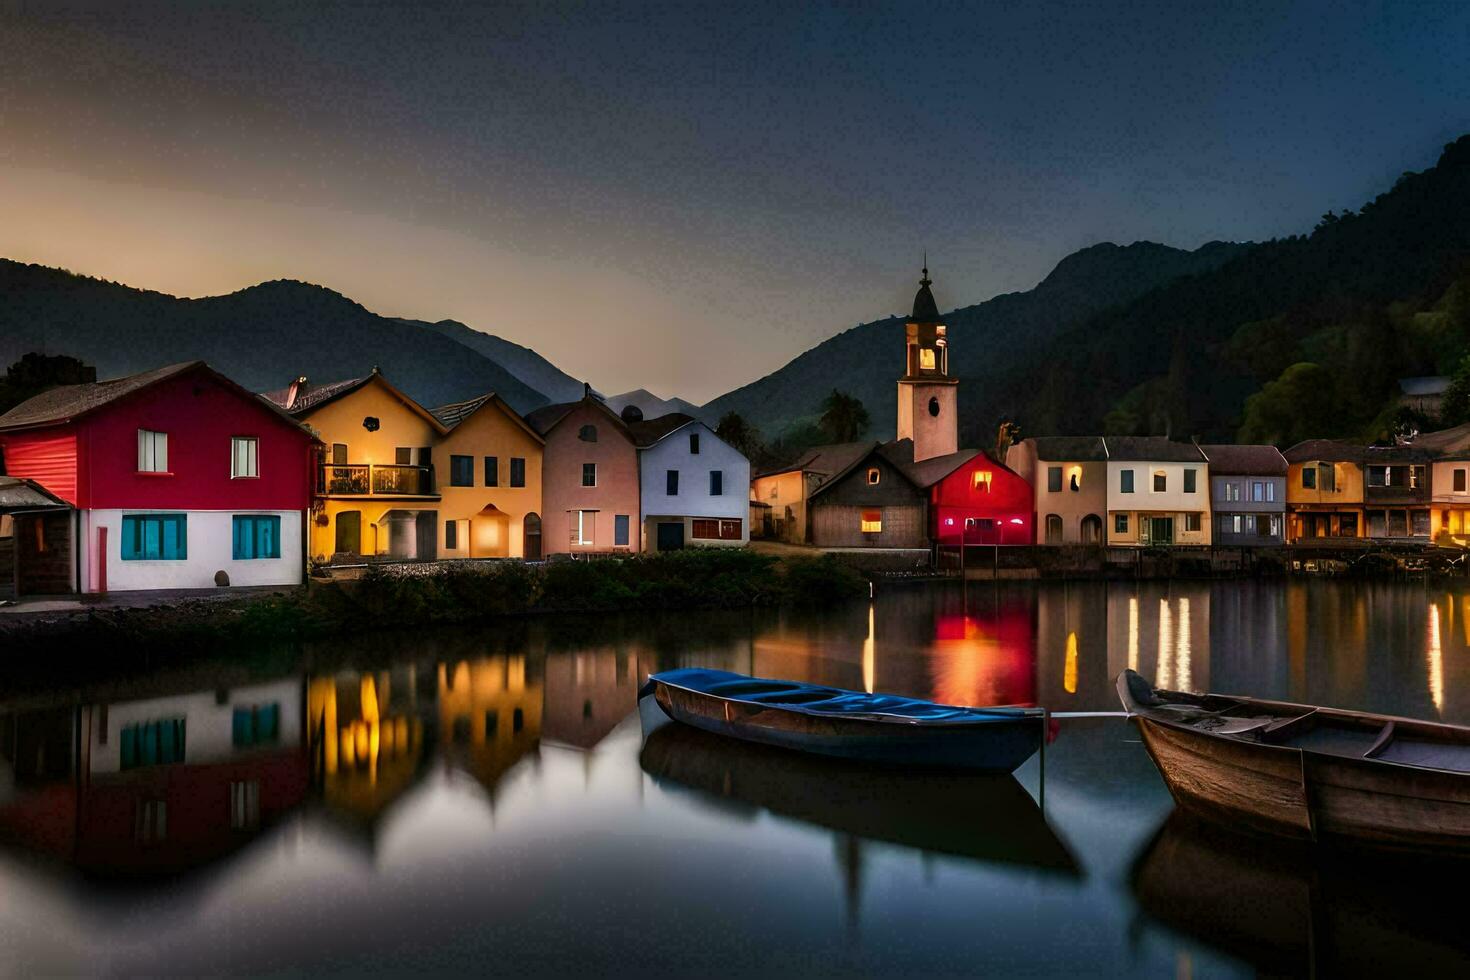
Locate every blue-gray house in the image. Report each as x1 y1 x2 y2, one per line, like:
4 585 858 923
1200 444 1288 546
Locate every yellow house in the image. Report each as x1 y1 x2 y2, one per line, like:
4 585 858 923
1282 439 1365 541
268 370 447 562
429 393 545 559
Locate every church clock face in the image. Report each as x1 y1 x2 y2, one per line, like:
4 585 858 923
928 396 940 417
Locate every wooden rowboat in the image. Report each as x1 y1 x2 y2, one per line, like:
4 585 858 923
1118 669 1470 851
641 668 1043 773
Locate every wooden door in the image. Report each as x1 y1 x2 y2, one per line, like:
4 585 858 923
335 511 361 556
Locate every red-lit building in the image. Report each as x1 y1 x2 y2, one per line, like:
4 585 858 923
0 361 318 592
927 451 1035 546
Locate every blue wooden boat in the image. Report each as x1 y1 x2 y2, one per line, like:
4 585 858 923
640 668 1044 773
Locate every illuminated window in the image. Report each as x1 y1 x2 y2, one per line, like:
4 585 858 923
867 467 881 485
860 509 882 533
972 470 992 492
1068 467 1082 492
919 348 936 370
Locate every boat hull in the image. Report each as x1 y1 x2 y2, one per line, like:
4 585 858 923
652 681 1040 773
1136 712 1470 852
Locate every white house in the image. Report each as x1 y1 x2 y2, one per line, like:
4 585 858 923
627 414 751 552
1103 437 1211 547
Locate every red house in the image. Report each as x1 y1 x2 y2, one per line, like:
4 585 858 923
926 450 1034 546
0 361 318 593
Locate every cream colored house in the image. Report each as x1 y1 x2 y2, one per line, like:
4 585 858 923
1103 437 1210 546
1006 436 1109 545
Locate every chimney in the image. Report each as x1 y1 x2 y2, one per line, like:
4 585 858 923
285 376 308 410
583 381 592 399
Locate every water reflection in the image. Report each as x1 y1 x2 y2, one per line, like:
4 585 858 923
1132 812 1470 974
5 580 1470 974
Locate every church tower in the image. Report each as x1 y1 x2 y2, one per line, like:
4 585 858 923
896 265 958 461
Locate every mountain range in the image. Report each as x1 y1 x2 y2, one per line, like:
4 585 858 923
4 133 1468 448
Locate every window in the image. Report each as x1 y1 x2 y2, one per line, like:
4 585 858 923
1302 466 1316 489
445 519 458 549
1458 469 1468 493
137 429 168 472
1115 514 1129 533
720 519 742 540
860 509 882 533
867 467 881 485
232 703 280 747
1152 471 1167 492
1251 481 1264 502
574 510 594 545
1367 466 1387 488
666 470 679 495
710 470 723 495
1069 468 1082 492
919 348 936 370
1413 510 1431 536
582 463 597 487
485 456 499 486
1266 482 1275 502
230 781 261 831
120 718 186 769
579 424 598 442
1224 481 1240 501
136 800 167 843
614 514 629 547
973 470 992 492
1121 470 1135 493
689 432 700 454
232 515 280 559
450 455 474 487
231 437 258 478
693 519 720 539
1047 466 1062 493
1318 463 1335 492
1183 469 1196 493
510 457 526 487
396 447 412 465
122 514 187 560
1185 513 1202 532
1412 466 1426 489
928 397 940 417
332 443 348 465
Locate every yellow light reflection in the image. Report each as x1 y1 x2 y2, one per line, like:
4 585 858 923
1128 597 1139 672
1429 603 1444 716
1176 597 1192 693
1063 631 1078 694
862 603 876 694
1157 599 1174 689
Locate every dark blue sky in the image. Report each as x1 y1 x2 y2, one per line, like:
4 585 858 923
2 0 1467 401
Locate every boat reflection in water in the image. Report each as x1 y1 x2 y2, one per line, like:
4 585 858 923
639 717 1079 876
1132 812 1470 974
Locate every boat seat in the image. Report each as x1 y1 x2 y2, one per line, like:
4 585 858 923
1376 738 1470 772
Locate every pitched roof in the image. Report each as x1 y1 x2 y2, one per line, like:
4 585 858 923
1409 422 1470 455
429 393 495 428
878 439 981 488
1026 436 1108 462
1198 444 1288 476
756 441 877 479
0 476 69 511
262 375 372 415
0 361 316 439
1282 439 1366 464
524 395 631 440
1102 436 1207 462
0 362 200 431
626 412 698 448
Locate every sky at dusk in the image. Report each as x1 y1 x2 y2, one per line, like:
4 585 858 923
2 1 1468 403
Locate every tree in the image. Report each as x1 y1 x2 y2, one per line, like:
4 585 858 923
1236 362 1337 446
1440 352 1470 427
715 411 763 461
0 352 96 415
818 390 870 443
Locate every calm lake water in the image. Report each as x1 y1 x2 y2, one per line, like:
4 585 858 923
4 579 1470 976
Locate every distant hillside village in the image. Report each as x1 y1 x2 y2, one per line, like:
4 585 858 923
4 268 1470 599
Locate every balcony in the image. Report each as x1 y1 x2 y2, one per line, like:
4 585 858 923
319 464 437 498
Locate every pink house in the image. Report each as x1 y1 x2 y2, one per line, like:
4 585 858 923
525 390 641 554
0 361 318 592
